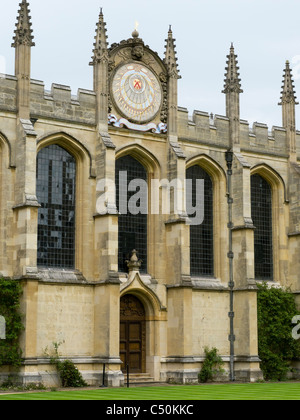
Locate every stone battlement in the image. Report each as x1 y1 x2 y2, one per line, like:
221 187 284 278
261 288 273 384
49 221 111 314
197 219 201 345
0 73 299 159
0 75 96 126
178 107 300 158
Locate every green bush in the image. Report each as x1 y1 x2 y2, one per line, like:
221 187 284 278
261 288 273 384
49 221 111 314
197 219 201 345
257 283 300 381
55 360 88 388
199 347 224 383
0 279 23 367
49 342 87 388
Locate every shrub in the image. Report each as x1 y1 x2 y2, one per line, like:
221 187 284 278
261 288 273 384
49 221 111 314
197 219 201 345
199 347 224 383
257 283 300 381
49 342 87 388
55 360 87 388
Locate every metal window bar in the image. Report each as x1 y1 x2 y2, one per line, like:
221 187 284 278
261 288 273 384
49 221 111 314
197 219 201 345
186 165 214 276
251 174 273 280
116 155 148 273
36 145 76 269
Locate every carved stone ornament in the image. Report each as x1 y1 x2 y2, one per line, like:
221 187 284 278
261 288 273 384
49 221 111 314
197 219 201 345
108 114 167 134
120 294 145 318
108 29 169 130
132 45 144 61
12 0 35 48
126 250 142 272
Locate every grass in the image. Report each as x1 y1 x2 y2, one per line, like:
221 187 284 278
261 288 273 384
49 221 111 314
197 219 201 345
0 382 300 400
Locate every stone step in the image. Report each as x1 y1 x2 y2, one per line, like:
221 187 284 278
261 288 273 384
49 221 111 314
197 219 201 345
125 373 158 385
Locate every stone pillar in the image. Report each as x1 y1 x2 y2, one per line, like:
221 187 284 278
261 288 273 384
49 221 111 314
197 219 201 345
231 153 255 288
279 61 298 162
164 26 190 286
20 280 38 359
165 286 194 383
90 8 109 132
12 1 39 279
90 10 119 283
94 281 123 386
222 44 243 152
279 61 300 292
223 48 262 380
12 0 35 121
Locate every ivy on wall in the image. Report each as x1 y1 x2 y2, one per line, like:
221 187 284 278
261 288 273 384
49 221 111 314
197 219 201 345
257 283 300 381
0 279 23 367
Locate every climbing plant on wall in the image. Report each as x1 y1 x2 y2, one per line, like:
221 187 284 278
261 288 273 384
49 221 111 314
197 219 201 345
257 283 300 381
0 279 23 367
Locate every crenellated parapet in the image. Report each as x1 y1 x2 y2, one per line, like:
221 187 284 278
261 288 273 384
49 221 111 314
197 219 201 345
177 106 300 159
0 76 97 125
0 71 299 161
30 80 96 125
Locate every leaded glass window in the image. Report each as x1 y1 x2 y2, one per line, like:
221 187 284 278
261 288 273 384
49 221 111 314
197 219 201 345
36 145 76 268
116 155 147 273
186 165 214 276
251 174 273 280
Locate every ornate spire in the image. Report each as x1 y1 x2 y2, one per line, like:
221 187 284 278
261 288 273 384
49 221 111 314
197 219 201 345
164 25 181 79
222 43 243 94
279 60 299 105
12 0 35 48
90 8 108 65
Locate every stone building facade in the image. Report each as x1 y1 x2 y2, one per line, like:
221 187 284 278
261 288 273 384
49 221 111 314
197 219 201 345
0 1 299 386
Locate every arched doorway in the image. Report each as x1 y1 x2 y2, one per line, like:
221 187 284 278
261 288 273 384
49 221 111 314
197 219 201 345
120 294 146 373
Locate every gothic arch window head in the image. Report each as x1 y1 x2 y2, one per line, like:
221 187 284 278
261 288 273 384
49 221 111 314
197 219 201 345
186 165 214 277
36 144 76 268
251 173 273 280
116 155 148 273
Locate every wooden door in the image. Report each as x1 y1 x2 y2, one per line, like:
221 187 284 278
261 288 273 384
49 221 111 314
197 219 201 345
120 295 146 373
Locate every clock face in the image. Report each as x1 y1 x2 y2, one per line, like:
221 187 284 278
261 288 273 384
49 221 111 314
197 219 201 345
112 63 162 124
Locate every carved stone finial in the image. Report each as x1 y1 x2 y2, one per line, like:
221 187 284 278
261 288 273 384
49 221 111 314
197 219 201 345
164 25 181 79
279 60 299 105
12 0 35 48
90 7 108 65
132 29 139 39
126 250 142 272
132 21 140 39
222 43 243 94
130 22 144 60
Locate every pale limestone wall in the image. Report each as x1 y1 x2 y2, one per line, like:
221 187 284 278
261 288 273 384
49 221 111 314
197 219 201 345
234 290 259 357
0 135 14 277
36 284 94 357
191 290 229 355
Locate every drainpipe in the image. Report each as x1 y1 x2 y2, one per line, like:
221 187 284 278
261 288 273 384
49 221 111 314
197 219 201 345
225 150 235 382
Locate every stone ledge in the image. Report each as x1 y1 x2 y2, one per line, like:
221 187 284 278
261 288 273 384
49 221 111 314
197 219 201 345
37 268 87 284
23 356 123 365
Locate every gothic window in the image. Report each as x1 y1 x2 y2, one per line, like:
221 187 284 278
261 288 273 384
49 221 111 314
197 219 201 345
251 174 273 280
116 155 147 273
36 145 76 268
186 165 214 276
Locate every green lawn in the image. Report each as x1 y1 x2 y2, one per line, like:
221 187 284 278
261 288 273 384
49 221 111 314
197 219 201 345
0 382 300 400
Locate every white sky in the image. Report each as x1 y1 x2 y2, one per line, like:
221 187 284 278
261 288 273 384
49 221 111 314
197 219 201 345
1 0 300 129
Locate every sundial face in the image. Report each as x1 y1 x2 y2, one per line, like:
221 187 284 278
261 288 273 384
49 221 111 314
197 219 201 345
112 63 162 124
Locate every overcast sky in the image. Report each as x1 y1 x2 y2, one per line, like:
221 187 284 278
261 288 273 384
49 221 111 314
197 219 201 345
1 0 300 128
